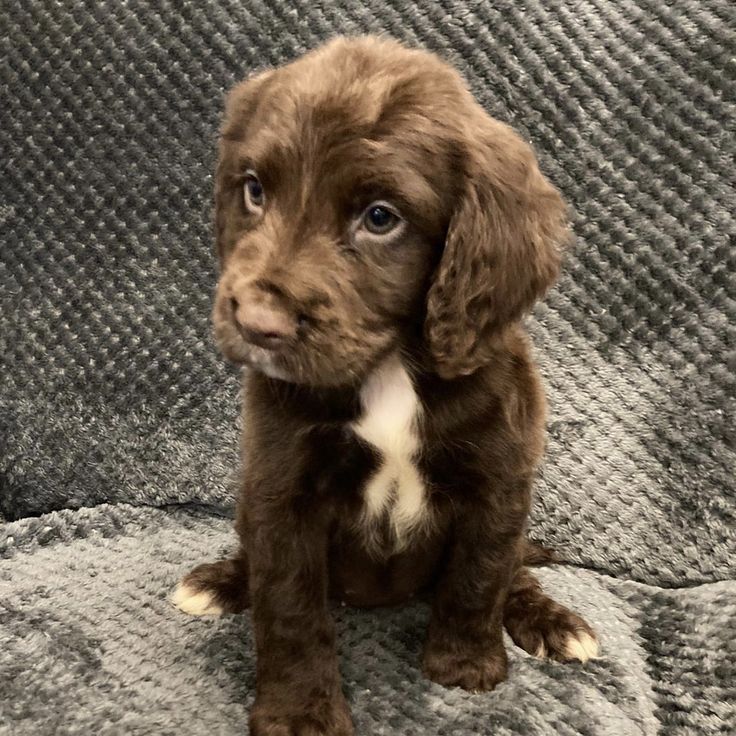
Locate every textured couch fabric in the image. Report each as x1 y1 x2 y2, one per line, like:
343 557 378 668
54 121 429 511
1 1 734 734
2 505 734 736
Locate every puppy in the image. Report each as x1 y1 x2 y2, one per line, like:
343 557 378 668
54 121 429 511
174 36 598 736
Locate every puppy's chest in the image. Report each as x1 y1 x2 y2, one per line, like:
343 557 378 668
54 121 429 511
349 357 430 552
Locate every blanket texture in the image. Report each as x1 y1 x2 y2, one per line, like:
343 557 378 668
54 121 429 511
1 0 734 734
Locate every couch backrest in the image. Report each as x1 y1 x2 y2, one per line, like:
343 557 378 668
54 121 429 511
1 0 733 586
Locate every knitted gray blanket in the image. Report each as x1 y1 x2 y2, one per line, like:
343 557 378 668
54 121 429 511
1 1 734 734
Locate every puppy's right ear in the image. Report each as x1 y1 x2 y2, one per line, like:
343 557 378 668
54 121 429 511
425 116 567 379
214 70 274 264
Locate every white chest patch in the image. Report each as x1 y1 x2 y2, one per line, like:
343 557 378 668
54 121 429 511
352 355 429 551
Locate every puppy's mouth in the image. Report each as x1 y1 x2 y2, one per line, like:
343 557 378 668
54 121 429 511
239 344 293 381
213 297 395 387
216 327 294 381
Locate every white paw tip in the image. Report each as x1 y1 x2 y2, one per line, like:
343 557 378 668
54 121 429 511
171 582 223 617
563 630 599 663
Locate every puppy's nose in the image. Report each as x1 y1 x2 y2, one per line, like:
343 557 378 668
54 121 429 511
230 297 296 351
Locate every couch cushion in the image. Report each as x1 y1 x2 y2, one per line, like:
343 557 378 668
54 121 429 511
3 504 732 735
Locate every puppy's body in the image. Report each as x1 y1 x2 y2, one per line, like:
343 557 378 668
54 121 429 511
174 36 598 736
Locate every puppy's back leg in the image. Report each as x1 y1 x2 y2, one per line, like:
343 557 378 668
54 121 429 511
504 566 599 663
172 551 250 616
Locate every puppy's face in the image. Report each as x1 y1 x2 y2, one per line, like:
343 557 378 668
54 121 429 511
213 37 568 386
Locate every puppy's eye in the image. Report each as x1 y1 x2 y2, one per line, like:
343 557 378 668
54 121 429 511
243 171 265 212
362 202 401 236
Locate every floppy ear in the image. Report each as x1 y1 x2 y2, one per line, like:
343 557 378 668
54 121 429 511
214 70 274 264
425 116 568 379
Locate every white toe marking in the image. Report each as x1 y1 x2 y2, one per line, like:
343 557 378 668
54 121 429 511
563 631 599 662
171 582 223 617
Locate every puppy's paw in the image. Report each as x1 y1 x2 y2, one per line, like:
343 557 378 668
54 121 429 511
506 602 599 663
171 581 223 616
171 558 249 616
422 640 508 692
249 693 354 736
556 628 599 663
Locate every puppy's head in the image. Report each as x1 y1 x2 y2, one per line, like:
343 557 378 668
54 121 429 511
213 36 567 385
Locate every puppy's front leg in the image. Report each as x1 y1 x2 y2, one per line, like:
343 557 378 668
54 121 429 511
423 478 529 692
246 497 353 736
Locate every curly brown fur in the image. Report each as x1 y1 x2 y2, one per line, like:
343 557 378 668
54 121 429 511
174 35 597 736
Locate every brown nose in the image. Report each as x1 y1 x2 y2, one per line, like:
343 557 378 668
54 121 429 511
230 297 297 351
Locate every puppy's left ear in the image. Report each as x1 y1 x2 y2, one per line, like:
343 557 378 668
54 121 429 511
425 116 569 379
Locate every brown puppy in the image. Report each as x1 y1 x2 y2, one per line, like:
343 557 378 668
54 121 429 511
173 36 598 736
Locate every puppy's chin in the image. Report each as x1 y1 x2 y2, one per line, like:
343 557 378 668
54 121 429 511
217 338 293 382
243 348 293 382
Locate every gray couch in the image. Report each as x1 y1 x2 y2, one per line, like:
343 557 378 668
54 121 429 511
1 1 734 734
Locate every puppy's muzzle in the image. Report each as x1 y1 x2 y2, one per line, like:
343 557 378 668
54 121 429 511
230 296 297 352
